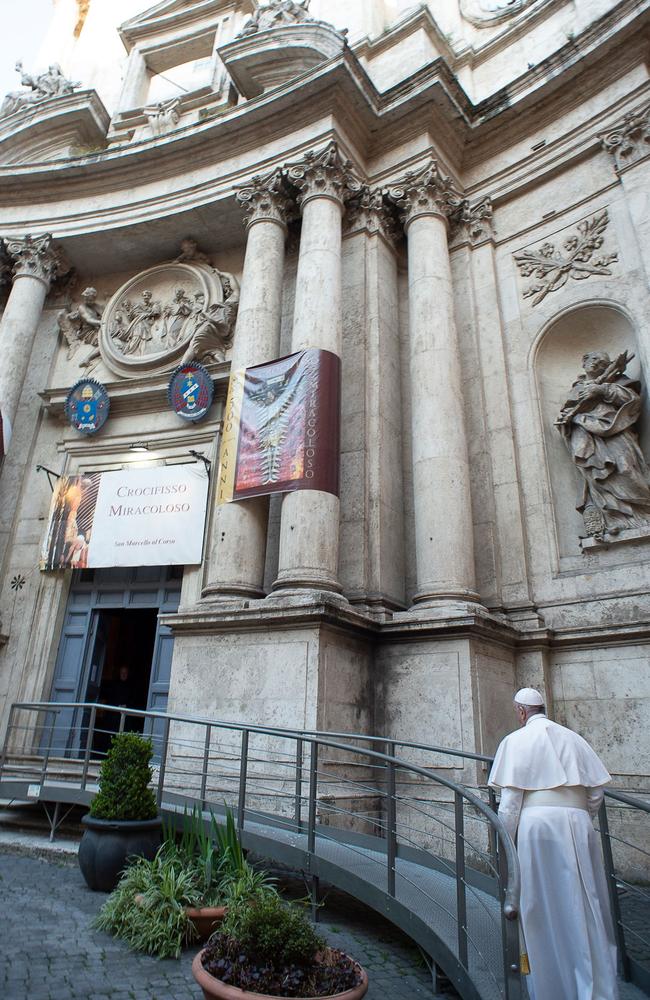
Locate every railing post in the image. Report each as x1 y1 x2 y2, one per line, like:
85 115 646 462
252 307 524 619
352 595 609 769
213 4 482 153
454 791 468 969
598 800 631 980
498 832 522 1000
41 709 57 783
307 741 318 855
294 737 304 831
200 724 211 809
156 716 171 807
0 703 15 773
80 704 97 791
238 729 249 834
386 759 396 897
118 711 126 734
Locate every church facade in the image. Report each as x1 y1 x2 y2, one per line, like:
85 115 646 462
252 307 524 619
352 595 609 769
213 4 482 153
0 0 649 793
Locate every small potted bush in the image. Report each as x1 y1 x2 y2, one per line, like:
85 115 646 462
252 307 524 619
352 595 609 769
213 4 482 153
192 894 369 999
78 732 161 892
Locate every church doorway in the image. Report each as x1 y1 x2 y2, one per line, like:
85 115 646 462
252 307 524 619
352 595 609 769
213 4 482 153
47 566 181 754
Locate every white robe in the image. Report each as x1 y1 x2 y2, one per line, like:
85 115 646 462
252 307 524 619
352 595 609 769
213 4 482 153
489 715 619 1000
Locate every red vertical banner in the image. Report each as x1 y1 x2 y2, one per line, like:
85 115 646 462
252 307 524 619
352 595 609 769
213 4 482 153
217 349 340 504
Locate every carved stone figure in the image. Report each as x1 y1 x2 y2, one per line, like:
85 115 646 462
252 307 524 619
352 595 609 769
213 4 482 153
1 61 81 118
556 350 650 540
144 97 181 137
57 287 104 367
161 288 193 346
174 238 212 265
239 0 313 36
120 289 162 356
181 276 240 365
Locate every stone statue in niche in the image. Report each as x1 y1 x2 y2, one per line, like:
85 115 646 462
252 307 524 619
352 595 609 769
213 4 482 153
239 0 313 36
144 97 181 137
556 350 650 540
1 60 81 118
57 287 104 369
180 275 240 364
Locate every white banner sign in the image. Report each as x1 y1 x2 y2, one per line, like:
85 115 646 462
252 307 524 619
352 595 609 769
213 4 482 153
40 464 209 570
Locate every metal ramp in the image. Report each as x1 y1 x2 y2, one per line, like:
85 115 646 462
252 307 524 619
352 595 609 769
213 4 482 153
1 701 648 999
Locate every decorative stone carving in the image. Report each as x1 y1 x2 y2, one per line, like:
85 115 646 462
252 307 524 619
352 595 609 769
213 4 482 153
556 350 650 541
99 253 238 378
3 233 62 288
460 0 536 26
239 0 314 36
345 186 401 245
452 196 494 246
385 160 464 228
284 141 361 209
174 237 212 265
1 61 81 119
144 98 181 137
600 102 650 174
514 210 618 306
235 169 292 229
57 287 104 368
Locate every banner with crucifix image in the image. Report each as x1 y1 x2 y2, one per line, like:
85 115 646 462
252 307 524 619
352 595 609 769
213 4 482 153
217 349 340 504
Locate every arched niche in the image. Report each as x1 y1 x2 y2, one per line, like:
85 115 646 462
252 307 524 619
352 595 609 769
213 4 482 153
535 303 647 556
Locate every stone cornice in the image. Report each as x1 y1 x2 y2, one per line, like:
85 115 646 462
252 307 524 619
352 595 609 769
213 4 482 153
284 141 362 210
2 233 63 289
386 160 464 229
235 168 292 229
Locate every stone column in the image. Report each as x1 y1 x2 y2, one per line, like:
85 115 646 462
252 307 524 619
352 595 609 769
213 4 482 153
388 162 479 609
0 234 60 454
455 199 536 620
204 171 290 599
272 143 359 595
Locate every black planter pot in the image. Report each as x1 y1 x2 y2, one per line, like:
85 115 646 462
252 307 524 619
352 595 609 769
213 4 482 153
78 814 162 892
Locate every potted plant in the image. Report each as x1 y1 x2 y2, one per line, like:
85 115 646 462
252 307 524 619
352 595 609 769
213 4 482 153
78 732 161 892
192 894 369 1000
94 806 271 957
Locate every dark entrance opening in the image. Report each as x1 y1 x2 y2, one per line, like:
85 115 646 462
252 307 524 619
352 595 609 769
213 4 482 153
85 608 158 755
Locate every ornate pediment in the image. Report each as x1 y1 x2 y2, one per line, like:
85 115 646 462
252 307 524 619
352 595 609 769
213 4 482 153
98 247 239 378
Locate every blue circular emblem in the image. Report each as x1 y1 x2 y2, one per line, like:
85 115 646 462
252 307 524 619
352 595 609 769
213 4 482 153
167 362 214 422
65 379 110 435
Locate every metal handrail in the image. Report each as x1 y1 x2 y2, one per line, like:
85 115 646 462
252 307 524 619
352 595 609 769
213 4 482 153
0 699 523 999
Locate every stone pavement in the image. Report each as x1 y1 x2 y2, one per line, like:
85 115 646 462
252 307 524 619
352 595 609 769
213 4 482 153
0 847 439 1000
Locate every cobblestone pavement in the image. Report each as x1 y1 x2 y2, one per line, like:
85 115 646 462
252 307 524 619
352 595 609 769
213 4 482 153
0 848 438 1000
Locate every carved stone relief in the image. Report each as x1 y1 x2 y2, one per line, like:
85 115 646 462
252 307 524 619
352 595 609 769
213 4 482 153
556 350 650 541
600 102 650 174
239 0 314 36
144 98 181 137
514 210 618 306
1 61 81 119
460 0 537 26
98 244 239 378
57 287 104 370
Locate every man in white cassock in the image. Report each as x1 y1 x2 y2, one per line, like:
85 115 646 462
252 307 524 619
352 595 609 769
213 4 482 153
489 688 619 1000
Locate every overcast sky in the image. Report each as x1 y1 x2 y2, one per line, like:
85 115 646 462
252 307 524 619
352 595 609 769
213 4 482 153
0 0 55 100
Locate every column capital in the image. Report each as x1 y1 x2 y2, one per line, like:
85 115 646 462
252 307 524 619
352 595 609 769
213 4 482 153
284 141 362 211
235 169 292 230
344 186 401 247
386 159 463 230
2 233 62 289
600 101 650 174
451 196 494 249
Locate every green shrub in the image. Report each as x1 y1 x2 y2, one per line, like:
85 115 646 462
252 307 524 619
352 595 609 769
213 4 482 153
223 895 324 967
89 732 158 821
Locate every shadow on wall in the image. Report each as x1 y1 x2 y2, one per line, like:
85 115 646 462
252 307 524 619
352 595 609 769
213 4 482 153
535 302 646 557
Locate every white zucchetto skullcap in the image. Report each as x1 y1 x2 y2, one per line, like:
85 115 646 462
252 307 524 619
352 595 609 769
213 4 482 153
514 687 544 706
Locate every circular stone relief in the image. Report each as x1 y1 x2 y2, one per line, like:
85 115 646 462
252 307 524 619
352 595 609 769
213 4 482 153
460 0 537 25
98 262 224 378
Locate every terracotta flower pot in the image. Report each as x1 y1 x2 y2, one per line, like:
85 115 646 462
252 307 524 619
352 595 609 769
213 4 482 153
186 905 227 941
191 948 369 1000
134 895 226 942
